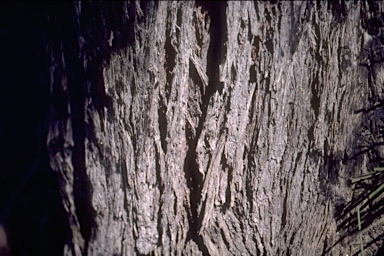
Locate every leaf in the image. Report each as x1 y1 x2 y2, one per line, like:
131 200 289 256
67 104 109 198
357 206 365 256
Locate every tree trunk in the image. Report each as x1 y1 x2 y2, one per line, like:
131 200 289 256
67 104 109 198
2 1 384 255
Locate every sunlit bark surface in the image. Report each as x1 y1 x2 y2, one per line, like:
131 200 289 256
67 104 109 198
43 1 384 255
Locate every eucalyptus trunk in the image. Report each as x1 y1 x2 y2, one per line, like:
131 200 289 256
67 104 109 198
2 1 384 256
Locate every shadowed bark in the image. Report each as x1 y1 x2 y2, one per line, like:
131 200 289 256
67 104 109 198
1 1 384 255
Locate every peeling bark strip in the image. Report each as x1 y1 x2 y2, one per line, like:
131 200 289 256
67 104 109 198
44 1 384 255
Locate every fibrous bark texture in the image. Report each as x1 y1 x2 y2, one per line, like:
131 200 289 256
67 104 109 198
14 1 384 255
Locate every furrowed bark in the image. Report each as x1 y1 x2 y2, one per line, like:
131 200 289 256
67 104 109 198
9 1 383 255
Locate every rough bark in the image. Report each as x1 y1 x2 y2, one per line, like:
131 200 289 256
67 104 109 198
2 1 384 255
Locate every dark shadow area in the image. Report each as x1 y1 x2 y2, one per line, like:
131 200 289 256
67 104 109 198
324 168 384 255
0 1 146 255
0 3 67 255
325 102 384 255
323 2 384 254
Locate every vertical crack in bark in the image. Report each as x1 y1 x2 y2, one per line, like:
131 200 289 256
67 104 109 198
249 64 257 85
289 2 300 55
310 70 321 120
337 89 346 123
337 36 343 81
121 158 130 217
260 237 267 256
164 10 177 102
219 225 231 251
221 151 233 212
263 77 272 128
158 95 168 154
182 1 228 254
119 148 136 251
184 123 206 254
264 5 274 56
199 1 227 101
129 77 137 154
68 45 97 256
281 189 288 230
154 144 164 249
308 124 316 145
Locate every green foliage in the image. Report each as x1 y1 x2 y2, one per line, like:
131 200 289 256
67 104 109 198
352 167 384 256
357 206 364 256
351 167 384 183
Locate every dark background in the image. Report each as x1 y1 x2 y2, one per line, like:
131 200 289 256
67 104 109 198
0 3 67 255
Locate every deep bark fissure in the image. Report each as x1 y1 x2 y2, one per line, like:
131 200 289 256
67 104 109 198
182 2 229 253
158 95 168 154
245 150 255 215
129 80 137 153
121 158 130 216
300 152 309 202
249 64 257 85
260 237 267 256
337 89 346 123
219 226 231 251
281 183 288 230
337 37 343 81
221 151 233 213
310 70 321 120
154 145 164 248
199 1 227 101
264 74 272 108
66 45 96 256
164 10 177 102
184 57 206 248
183 123 206 252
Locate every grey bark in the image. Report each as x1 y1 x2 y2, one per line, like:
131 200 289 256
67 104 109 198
44 1 384 255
